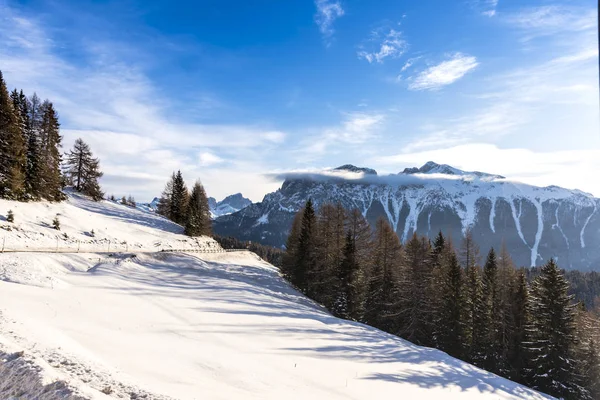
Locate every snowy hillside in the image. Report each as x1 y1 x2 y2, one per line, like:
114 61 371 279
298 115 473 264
0 193 553 399
0 191 219 253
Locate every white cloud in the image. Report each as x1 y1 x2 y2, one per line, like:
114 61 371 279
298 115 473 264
481 0 498 17
0 7 286 202
314 0 344 45
505 5 595 34
408 53 479 91
261 131 286 143
358 29 407 64
300 112 385 158
198 152 225 167
373 143 600 196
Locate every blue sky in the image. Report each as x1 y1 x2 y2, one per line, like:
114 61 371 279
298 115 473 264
0 0 598 201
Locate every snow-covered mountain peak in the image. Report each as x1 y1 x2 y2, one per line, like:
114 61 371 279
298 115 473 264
333 164 378 175
401 161 505 180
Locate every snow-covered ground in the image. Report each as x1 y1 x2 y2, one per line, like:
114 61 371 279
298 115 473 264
0 194 553 399
0 192 219 253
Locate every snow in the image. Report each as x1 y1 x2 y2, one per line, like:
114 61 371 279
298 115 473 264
0 194 554 399
489 198 496 234
580 203 596 249
530 200 544 268
0 191 219 253
553 206 569 250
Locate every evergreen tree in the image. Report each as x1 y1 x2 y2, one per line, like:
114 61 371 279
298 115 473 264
429 231 447 348
436 249 465 359
344 208 371 321
482 247 503 372
157 173 175 218
464 262 486 366
295 199 318 294
364 218 402 333
335 231 359 319
496 242 518 377
281 208 304 284
0 72 26 198
581 338 600 399
64 138 103 200
399 233 434 346
39 101 64 201
24 92 43 198
169 170 188 225
315 203 345 308
184 181 212 237
509 270 530 383
526 259 582 399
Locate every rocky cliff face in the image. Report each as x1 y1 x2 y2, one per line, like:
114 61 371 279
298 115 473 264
209 193 252 218
214 162 600 270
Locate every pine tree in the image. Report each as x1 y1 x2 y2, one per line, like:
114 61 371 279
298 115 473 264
64 138 103 200
509 269 530 383
24 92 43 198
281 208 304 283
0 72 26 199
482 247 503 372
464 262 486 367
581 338 600 399
436 249 465 359
459 227 480 270
429 231 447 348
185 181 212 237
496 242 518 377
363 218 402 333
343 208 371 321
315 203 345 309
398 233 433 346
39 101 64 201
157 173 175 218
335 231 359 319
169 170 188 225
295 199 318 294
526 259 582 399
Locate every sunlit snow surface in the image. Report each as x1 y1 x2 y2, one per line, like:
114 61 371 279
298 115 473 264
0 194 553 399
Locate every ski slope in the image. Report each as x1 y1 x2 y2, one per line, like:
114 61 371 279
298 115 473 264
0 194 553 399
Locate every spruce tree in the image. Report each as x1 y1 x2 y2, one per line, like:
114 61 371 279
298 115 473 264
281 208 304 285
295 199 318 294
39 101 64 201
64 138 103 200
399 233 433 346
184 181 211 237
169 170 188 225
436 249 465 359
482 247 503 372
157 173 175 218
24 92 43 198
464 262 486 367
0 71 26 199
363 218 402 333
509 270 530 383
335 231 358 318
526 259 582 399
429 231 447 348
315 203 345 308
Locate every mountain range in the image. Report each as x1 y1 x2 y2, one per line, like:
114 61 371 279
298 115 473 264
214 162 600 271
135 193 252 219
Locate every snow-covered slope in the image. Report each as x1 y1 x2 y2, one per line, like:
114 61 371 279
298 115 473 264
0 193 552 399
0 252 552 399
0 191 219 253
215 162 600 270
